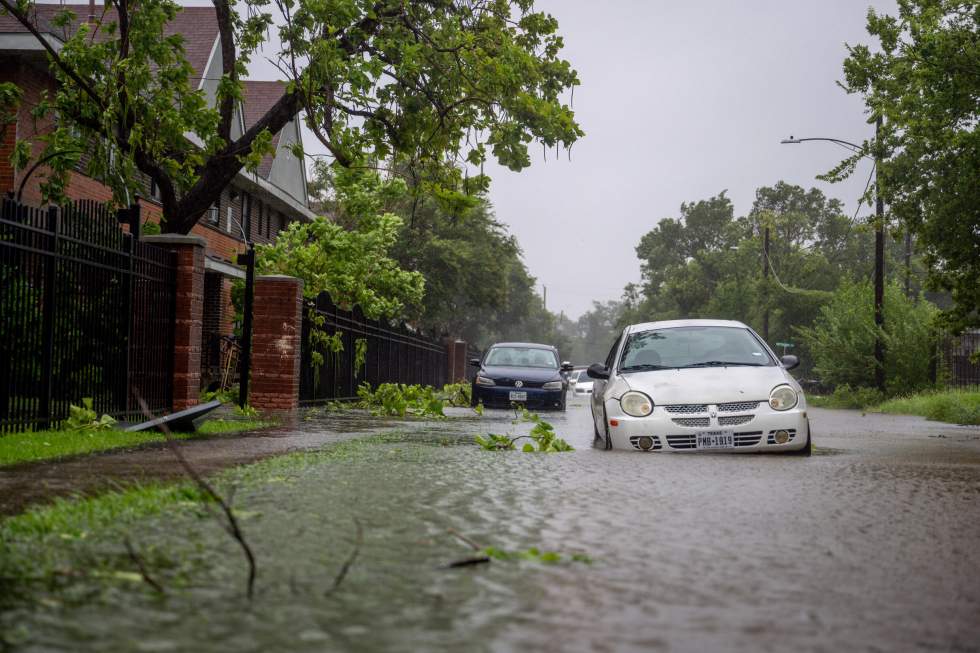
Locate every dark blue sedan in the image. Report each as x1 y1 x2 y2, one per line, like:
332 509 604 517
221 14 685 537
470 342 574 410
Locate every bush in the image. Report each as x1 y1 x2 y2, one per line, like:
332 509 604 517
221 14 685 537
797 279 938 395
809 384 885 409
874 389 980 425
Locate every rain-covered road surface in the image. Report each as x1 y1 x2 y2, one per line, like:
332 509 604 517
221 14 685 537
2 400 979 652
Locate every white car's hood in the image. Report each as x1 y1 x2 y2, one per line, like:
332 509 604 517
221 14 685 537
621 366 792 404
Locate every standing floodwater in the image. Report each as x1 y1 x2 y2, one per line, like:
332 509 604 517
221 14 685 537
2 401 979 652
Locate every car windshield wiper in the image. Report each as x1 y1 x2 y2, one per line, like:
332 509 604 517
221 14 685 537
620 364 668 372
679 360 765 368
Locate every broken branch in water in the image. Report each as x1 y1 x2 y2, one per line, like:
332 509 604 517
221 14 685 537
445 528 491 569
325 516 363 596
123 537 165 594
445 556 491 569
447 528 481 551
135 392 257 600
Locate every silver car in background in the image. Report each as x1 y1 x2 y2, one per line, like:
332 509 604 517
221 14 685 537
572 369 594 397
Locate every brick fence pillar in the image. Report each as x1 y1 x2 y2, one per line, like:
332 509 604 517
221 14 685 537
446 339 468 383
250 275 304 411
143 234 206 412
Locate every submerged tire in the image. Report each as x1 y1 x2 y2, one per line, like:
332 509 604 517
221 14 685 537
786 421 813 457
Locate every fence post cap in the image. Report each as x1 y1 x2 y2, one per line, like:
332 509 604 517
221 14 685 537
141 234 207 248
256 274 302 282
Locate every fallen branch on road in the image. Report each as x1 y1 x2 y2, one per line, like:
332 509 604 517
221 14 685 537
325 516 363 596
135 392 257 600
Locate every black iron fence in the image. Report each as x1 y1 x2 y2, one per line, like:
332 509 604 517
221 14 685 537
0 198 176 432
300 292 448 403
938 330 980 388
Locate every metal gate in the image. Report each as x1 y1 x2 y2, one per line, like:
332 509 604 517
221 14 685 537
0 198 176 432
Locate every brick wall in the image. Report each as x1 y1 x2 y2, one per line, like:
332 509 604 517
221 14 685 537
249 275 304 411
143 234 207 411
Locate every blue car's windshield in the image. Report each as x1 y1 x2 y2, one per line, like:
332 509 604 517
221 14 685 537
619 326 775 371
485 347 558 369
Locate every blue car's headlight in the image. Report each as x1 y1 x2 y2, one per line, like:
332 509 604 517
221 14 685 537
475 375 495 386
542 381 563 390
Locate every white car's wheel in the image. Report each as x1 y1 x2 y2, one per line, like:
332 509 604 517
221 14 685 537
602 410 613 450
785 420 812 456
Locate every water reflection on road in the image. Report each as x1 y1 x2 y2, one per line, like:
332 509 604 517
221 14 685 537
4 401 980 652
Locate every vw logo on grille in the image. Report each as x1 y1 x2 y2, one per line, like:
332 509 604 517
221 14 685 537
515 380 523 388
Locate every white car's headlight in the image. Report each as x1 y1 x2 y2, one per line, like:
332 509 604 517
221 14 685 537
475 376 495 386
620 391 654 417
542 381 563 390
769 385 798 411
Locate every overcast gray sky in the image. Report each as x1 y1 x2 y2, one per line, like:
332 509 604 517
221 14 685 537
478 0 896 319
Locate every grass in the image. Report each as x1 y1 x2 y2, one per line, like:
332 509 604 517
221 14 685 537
872 389 980 425
0 418 276 467
0 433 403 596
808 387 980 425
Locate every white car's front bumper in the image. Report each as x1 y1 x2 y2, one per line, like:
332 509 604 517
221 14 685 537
604 399 809 452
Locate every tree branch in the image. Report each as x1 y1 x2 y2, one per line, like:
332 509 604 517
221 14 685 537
212 0 238 144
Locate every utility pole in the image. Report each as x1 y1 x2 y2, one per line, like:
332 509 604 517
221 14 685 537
762 220 770 342
873 116 885 393
904 229 912 299
543 285 547 311
781 123 886 392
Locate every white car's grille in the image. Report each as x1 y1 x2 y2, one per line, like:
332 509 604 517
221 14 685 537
672 417 710 428
628 435 662 451
733 431 763 446
719 415 754 426
665 434 696 449
767 428 797 444
664 404 707 414
718 401 760 412
665 431 763 449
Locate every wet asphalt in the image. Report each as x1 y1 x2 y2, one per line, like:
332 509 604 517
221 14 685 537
1 400 979 652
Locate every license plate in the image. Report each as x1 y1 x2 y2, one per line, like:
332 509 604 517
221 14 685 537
696 429 734 450
509 391 527 402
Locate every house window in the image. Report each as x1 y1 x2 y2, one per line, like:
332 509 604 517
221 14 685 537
226 205 234 233
207 201 220 225
149 178 162 201
242 193 251 237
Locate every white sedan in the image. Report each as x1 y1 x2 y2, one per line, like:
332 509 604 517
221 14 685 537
588 319 811 455
572 370 594 397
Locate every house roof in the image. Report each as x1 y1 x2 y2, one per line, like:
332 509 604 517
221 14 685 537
2 4 310 214
241 80 286 179
0 4 218 77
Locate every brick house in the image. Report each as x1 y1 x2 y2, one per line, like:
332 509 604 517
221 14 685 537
0 3 314 390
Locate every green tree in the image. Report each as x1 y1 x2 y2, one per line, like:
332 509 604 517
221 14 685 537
797 279 938 394
307 161 565 350
834 0 979 334
256 172 424 319
628 183 917 379
2 0 582 233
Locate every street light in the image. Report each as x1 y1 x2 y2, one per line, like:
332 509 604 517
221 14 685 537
781 117 886 393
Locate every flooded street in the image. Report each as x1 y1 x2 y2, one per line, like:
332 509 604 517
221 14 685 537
3 401 980 652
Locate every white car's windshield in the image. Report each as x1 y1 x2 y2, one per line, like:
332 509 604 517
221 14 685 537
619 326 775 371
485 347 558 369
